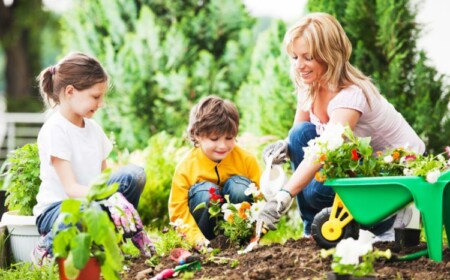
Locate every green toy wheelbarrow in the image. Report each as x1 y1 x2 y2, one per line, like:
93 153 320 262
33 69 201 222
310 169 450 262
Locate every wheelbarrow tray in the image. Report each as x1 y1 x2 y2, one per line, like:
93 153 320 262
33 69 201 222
325 170 450 227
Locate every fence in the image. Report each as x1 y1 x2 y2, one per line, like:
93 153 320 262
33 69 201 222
0 113 45 166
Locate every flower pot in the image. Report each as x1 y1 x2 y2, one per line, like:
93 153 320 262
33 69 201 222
395 228 421 248
58 257 101 280
327 272 377 280
0 210 40 263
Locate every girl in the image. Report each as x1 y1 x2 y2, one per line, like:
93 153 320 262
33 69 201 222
32 52 153 264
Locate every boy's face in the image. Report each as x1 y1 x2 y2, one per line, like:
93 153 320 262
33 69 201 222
196 133 236 163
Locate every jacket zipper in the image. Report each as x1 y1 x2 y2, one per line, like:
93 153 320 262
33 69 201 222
214 166 221 185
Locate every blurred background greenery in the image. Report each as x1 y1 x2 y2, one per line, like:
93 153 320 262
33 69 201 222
1 0 449 229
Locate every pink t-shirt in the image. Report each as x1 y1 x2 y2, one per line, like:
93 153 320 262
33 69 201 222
308 85 425 154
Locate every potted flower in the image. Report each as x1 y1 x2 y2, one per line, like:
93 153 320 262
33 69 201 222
0 143 41 263
52 169 123 280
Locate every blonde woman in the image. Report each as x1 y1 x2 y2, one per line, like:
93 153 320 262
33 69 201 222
258 13 424 240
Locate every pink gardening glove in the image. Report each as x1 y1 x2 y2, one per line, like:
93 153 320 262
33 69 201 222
131 230 156 257
102 192 141 236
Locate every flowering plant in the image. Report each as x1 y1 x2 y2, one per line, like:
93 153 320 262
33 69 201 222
195 183 266 247
304 124 450 183
320 230 391 276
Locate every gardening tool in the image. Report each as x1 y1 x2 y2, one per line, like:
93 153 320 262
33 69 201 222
311 170 450 262
389 249 428 262
239 220 268 254
170 248 202 265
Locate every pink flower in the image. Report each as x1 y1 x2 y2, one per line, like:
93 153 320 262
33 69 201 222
445 146 450 157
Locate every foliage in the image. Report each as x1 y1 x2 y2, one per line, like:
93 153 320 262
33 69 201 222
307 0 450 153
194 183 266 247
154 222 192 256
304 124 450 182
52 170 123 280
236 20 295 138
60 0 256 150
138 132 188 227
1 143 40 216
259 207 303 245
0 262 58 280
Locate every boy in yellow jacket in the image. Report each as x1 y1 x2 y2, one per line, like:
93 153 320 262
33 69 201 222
169 96 261 247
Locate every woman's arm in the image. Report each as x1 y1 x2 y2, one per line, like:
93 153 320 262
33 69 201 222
52 156 90 198
283 108 361 196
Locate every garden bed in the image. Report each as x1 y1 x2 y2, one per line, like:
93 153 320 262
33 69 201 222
122 238 450 279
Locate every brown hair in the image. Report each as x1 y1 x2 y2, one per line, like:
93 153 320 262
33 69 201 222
37 52 108 107
187 96 239 146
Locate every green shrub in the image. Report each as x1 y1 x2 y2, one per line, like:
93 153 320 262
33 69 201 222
138 132 188 228
2 143 40 216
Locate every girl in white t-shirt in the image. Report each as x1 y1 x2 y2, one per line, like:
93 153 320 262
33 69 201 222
32 52 153 264
258 13 425 240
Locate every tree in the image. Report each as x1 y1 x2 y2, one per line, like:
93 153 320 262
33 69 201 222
59 0 256 150
307 0 450 153
0 0 56 111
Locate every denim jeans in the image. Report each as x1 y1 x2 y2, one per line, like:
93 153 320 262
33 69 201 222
188 175 253 240
35 164 146 254
288 122 395 236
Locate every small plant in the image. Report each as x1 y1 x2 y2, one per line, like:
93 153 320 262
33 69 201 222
194 183 266 247
320 231 391 277
1 143 40 215
304 124 450 182
155 220 192 255
52 169 123 280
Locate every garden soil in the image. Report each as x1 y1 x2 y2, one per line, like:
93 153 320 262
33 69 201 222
122 238 450 279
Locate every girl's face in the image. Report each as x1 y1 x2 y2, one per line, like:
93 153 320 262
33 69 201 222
291 38 327 85
63 81 107 126
196 133 236 163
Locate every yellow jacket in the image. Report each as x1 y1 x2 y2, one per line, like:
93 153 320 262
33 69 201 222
169 145 261 244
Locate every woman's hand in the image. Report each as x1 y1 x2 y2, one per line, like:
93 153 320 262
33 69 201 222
257 189 294 230
263 140 289 164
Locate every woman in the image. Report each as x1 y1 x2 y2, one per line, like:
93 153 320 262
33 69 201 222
257 12 424 239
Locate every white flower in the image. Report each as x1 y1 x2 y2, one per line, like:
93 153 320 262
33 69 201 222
248 200 266 223
334 230 374 265
244 183 261 197
169 218 189 229
384 155 393 163
426 169 440 183
403 168 413 176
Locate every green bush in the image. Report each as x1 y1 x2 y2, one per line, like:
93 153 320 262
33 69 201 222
138 132 188 228
2 143 40 216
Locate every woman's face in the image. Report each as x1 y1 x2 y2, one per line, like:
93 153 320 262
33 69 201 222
291 37 327 85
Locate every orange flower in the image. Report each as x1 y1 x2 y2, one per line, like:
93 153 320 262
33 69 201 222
376 151 383 157
315 171 326 182
227 213 234 223
319 153 327 162
392 151 400 160
238 202 251 219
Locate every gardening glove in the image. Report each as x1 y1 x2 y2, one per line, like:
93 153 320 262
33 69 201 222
257 189 294 230
102 192 141 237
263 140 289 165
131 230 156 257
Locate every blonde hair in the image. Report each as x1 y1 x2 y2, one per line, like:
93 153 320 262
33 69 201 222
284 13 380 108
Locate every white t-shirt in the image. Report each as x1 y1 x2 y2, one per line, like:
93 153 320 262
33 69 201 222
33 110 112 217
308 85 425 154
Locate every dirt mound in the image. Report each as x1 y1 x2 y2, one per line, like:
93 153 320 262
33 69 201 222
123 238 450 279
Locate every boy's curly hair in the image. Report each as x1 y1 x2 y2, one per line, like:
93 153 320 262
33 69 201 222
187 96 239 147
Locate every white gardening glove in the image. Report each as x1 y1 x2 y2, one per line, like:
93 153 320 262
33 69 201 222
256 189 294 230
262 140 289 165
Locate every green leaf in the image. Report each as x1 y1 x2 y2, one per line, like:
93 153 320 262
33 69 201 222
70 233 92 270
64 253 80 280
193 202 206 212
